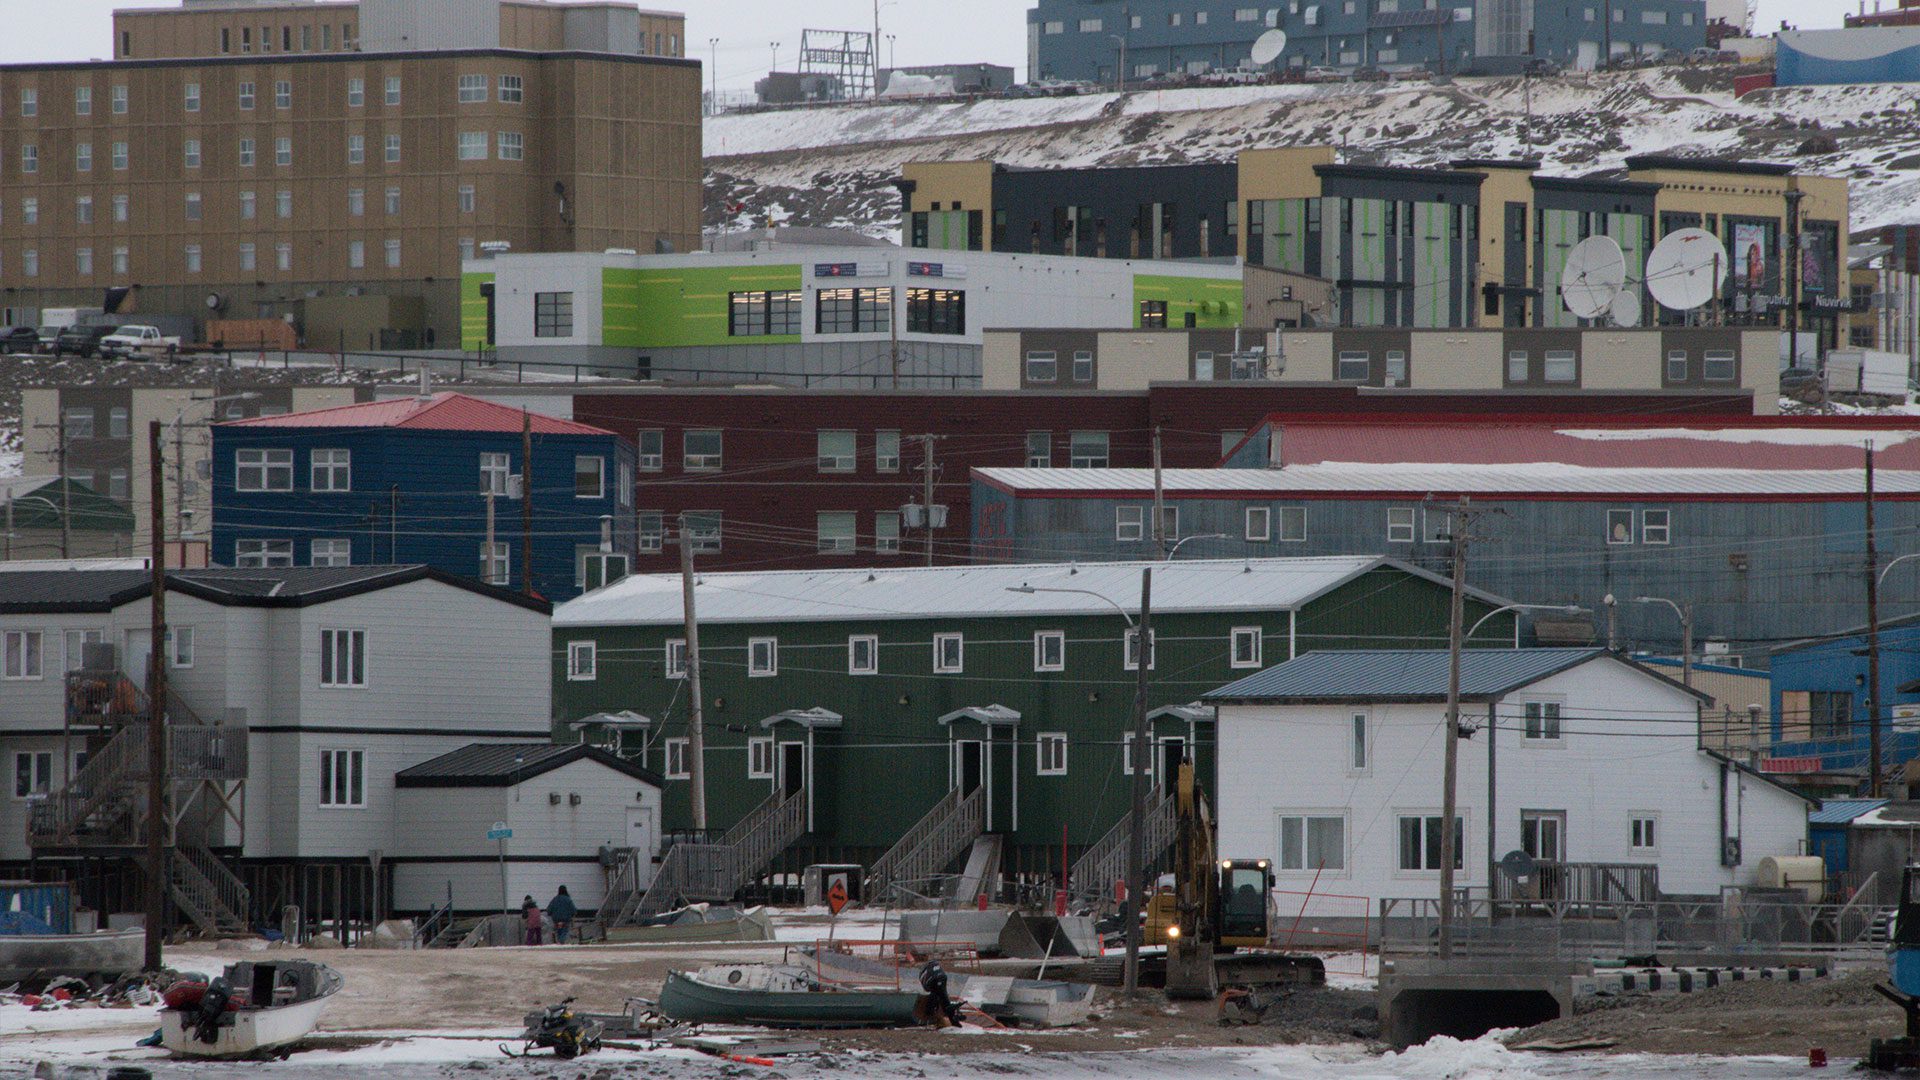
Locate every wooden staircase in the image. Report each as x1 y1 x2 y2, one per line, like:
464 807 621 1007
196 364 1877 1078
618 788 809 924
1069 787 1175 912
169 844 251 936
867 786 985 906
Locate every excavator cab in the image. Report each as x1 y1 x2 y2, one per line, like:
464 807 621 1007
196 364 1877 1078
1217 859 1273 949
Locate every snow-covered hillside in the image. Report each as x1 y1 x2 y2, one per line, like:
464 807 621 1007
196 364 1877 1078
703 67 1920 243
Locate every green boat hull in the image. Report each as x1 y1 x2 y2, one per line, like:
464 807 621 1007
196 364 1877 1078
658 970 924 1028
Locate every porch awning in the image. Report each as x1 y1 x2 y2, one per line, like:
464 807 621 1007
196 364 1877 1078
1147 702 1216 725
938 704 1022 727
569 710 653 731
761 707 845 730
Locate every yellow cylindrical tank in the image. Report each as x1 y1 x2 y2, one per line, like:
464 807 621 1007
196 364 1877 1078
1757 855 1826 902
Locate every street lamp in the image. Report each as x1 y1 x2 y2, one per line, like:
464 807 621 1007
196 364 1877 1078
1109 34 1127 93
1007 574 1155 1000
1880 552 1920 587
1164 533 1229 560
1466 603 1589 646
708 38 720 116
1633 595 1693 687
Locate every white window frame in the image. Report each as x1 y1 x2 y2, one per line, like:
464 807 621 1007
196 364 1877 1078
170 626 196 668
498 74 524 103
479 452 512 496
1349 711 1370 773
748 637 778 678
311 448 351 492
1642 509 1670 545
458 131 488 160
1387 506 1416 543
497 131 524 161
319 628 368 688
1277 506 1306 543
684 430 723 471
566 640 597 681
876 430 901 473
1629 813 1660 853
318 749 365 808
1396 812 1466 875
236 448 294 492
1037 732 1068 776
747 737 775 780
664 738 690 780
1245 506 1271 542
848 635 879 675
1034 631 1065 672
665 638 687 679
1230 627 1262 669
458 74 488 103
1522 700 1564 742
62 629 104 673
1607 508 1635 545
817 429 857 473
3 631 45 680
816 511 857 554
1277 811 1349 873
311 538 352 567
1123 627 1155 671
933 633 964 674
12 751 54 800
1116 505 1144 542
637 429 663 471
235 539 294 568
638 512 665 554
574 455 604 499
347 78 364 106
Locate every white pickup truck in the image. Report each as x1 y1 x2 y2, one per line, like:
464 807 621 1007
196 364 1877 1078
98 325 183 360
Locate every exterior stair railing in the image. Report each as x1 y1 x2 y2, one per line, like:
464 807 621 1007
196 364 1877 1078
868 786 985 906
1068 786 1174 912
621 788 809 923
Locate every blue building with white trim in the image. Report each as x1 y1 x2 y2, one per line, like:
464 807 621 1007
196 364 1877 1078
212 393 636 601
1767 616 1920 791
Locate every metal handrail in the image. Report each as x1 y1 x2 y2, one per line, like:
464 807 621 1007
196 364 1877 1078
869 787 984 903
1069 787 1172 907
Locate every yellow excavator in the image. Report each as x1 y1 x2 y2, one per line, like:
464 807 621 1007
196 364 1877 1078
1144 760 1326 999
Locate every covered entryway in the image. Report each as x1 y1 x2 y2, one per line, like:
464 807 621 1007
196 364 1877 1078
938 705 1022 833
1147 702 1217 794
760 707 843 833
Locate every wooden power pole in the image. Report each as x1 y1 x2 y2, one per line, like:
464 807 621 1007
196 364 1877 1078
521 410 534 595
1867 443 1884 798
679 513 709 832
144 421 169 971
1437 497 1473 961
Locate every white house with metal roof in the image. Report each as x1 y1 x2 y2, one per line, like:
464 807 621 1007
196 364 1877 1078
1204 648 1810 912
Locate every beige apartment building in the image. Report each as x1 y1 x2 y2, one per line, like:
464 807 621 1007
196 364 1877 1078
0 0 699 348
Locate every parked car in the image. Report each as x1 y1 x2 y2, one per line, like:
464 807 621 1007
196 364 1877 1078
1303 66 1344 82
52 324 115 358
1352 65 1389 82
35 327 60 352
98 324 183 361
0 326 40 353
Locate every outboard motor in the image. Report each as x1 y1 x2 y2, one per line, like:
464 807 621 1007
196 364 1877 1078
918 962 962 1027
191 977 233 1044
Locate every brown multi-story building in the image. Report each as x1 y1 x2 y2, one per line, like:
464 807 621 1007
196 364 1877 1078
0 0 699 348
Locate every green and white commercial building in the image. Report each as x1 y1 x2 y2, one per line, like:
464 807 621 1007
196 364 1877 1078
463 246 1245 386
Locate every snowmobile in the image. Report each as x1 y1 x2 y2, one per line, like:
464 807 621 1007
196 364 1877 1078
502 997 604 1059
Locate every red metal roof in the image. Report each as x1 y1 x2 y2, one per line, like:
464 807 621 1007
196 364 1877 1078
219 393 615 436
1254 416 1920 472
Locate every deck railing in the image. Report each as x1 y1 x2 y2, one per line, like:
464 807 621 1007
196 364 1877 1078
868 787 985 905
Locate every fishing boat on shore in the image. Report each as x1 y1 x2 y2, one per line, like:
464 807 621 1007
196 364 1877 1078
800 946 1099 1027
160 959 343 1059
0 927 143 984
657 964 925 1028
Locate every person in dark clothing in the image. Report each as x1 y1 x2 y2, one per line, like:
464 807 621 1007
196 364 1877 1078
547 886 577 944
522 896 542 946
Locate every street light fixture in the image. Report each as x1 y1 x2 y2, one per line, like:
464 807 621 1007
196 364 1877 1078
1164 533 1229 560
1633 595 1693 687
1006 584 1133 626
1880 552 1920 587
1465 603 1588 645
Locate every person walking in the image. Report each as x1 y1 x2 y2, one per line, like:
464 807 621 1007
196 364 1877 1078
546 885 577 945
521 895 542 946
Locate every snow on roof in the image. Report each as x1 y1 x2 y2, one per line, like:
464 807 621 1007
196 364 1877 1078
977 463 1920 499
554 555 1487 627
218 392 614 436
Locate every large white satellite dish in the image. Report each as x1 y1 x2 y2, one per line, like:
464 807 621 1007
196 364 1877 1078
1558 235 1626 321
1251 29 1288 66
1644 227 1730 312
1608 289 1642 328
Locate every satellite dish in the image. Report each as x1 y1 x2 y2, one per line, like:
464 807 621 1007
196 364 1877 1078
1558 235 1626 320
1499 849 1538 881
1251 29 1288 66
1608 289 1642 328
1645 227 1730 312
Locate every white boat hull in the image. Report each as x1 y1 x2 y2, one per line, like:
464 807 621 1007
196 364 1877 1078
161 992 332 1058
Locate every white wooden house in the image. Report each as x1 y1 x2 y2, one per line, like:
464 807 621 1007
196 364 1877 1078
1205 648 1810 910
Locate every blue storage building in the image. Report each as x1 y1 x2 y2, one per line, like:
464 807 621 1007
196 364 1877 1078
1768 617 1920 787
212 393 636 601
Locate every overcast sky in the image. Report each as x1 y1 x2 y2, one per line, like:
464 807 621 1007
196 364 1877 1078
1 0 1864 91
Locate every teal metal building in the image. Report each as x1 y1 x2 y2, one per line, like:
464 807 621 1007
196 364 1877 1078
551 555 1515 884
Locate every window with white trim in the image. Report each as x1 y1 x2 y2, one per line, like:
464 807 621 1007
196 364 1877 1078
1387 507 1416 542
1246 507 1271 541
1034 631 1065 672
385 76 401 105
1642 509 1670 545
1277 506 1306 542
235 540 294 567
934 633 964 673
320 629 367 688
1397 815 1464 871
1230 627 1262 669
480 542 510 585
311 448 351 492
817 512 856 554
497 132 523 160
1025 350 1057 382
1124 627 1154 671
636 430 664 471
638 512 664 554
236 448 294 491
498 74 524 102
1523 701 1562 741
665 638 687 678
1630 814 1658 852
167 626 196 668
1279 814 1347 870
479 453 513 496
311 539 352 567
849 635 879 675
875 512 901 554
1026 431 1052 468
1116 505 1144 542
348 78 364 106
63 629 103 672
458 131 488 160
748 637 778 677
1037 733 1068 776
3 631 44 680
1607 508 1635 544
748 737 775 779
574 455 604 499
684 430 722 471
275 79 292 108
13 751 52 799
275 137 292 166
567 640 597 681
458 73 488 103
1350 712 1369 771
665 738 689 779
319 749 365 807
1069 431 1109 468
876 430 901 473
817 429 856 472
1703 349 1736 382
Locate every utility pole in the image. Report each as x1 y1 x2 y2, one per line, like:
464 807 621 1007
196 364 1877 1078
174 420 187 554
48 411 72 559
890 296 901 389
921 435 937 567
1868 441 1885 798
484 488 497 585
1122 566 1153 998
1151 428 1167 559
521 410 534 595
679 513 709 833
144 421 169 972
1787 186 1805 371
1437 497 1472 961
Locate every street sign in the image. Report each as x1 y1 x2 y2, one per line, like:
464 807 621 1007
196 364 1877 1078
488 822 512 841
